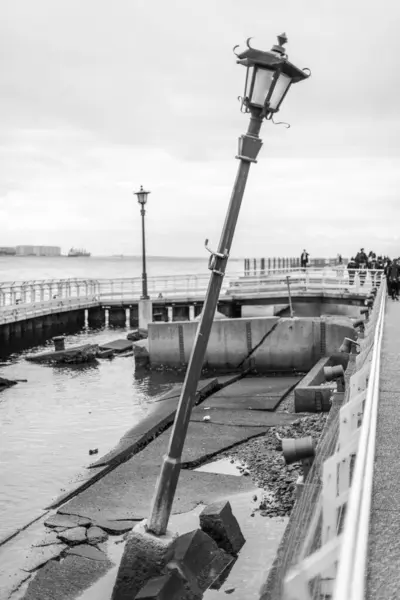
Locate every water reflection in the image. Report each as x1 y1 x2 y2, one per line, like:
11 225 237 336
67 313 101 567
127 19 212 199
0 325 178 541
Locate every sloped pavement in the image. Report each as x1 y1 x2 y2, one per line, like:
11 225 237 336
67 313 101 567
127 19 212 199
17 372 303 600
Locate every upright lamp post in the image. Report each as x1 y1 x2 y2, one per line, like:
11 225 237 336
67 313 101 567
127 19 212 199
147 34 310 535
134 185 150 300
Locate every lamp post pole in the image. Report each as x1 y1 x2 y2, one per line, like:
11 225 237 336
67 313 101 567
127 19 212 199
134 186 150 300
146 34 309 536
140 205 149 300
147 111 263 535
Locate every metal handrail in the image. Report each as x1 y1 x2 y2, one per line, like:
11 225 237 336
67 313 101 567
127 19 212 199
333 281 386 599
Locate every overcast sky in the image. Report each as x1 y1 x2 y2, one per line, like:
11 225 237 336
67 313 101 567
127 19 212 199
1 0 399 258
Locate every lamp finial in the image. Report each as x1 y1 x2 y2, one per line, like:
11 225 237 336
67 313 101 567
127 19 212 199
272 32 288 57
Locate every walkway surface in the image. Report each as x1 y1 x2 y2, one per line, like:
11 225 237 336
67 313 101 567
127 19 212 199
367 299 400 599
1 373 303 600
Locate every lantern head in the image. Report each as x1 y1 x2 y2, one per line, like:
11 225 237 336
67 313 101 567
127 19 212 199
234 33 310 118
134 185 150 205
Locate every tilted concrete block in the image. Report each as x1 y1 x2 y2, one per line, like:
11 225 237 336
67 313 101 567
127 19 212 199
199 500 245 556
112 520 177 600
134 570 191 600
167 529 233 594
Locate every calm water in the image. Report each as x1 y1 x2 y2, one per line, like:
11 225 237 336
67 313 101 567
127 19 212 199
0 325 187 542
0 255 244 282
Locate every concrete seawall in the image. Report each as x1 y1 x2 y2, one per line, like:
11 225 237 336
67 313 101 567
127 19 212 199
148 316 355 371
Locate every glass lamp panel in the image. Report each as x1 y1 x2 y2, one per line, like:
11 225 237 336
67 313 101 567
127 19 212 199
251 67 275 107
137 193 147 204
268 73 291 110
245 66 254 100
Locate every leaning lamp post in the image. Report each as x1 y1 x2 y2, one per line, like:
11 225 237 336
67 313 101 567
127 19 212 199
147 33 310 535
134 185 150 300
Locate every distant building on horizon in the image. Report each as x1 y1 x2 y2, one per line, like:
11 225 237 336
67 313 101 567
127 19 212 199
0 246 17 256
15 245 61 257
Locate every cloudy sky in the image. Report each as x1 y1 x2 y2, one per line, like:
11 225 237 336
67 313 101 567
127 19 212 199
1 0 399 258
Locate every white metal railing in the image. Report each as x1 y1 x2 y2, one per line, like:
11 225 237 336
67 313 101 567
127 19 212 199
0 268 382 321
283 278 386 599
0 278 99 306
0 297 100 324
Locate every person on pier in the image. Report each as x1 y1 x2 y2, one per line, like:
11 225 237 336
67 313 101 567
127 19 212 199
347 257 357 285
387 259 400 300
300 249 309 269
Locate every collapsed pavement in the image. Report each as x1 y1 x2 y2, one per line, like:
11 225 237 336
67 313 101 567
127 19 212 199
2 371 328 600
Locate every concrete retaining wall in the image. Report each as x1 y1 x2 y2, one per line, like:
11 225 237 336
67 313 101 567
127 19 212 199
148 316 355 372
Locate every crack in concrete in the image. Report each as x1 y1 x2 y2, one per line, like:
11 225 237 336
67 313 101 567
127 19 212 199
235 320 281 370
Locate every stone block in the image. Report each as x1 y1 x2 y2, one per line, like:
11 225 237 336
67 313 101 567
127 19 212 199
94 519 135 534
199 501 245 556
57 526 87 545
134 570 193 600
66 544 109 562
167 529 234 593
45 513 91 529
112 520 178 600
87 525 109 544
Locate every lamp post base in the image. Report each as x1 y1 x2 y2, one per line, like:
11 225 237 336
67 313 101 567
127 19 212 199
138 298 153 330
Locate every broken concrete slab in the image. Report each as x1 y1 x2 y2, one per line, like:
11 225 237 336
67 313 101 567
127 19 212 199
58 468 254 524
86 525 109 544
100 339 133 353
44 513 91 529
22 543 66 572
199 501 245 556
190 408 298 427
167 529 234 594
66 544 109 562
210 376 301 399
93 520 136 534
33 530 65 548
57 526 87 545
153 378 219 403
20 553 113 600
136 421 274 468
134 570 190 600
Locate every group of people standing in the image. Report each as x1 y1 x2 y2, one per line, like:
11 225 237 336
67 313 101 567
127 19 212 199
347 248 399 299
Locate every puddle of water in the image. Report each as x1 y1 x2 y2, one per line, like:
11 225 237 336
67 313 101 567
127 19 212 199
194 457 245 477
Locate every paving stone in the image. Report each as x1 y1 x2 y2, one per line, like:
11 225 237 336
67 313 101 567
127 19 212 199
86 525 109 544
57 526 87 545
45 513 91 529
22 544 66 572
33 530 65 547
66 544 109 562
200 501 245 555
93 519 136 534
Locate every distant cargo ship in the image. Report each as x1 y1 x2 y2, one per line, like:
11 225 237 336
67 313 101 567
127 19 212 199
67 248 91 257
